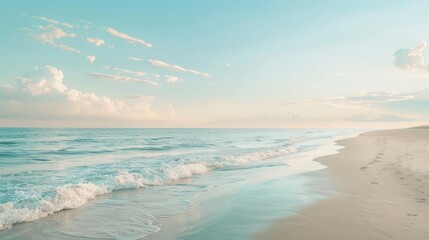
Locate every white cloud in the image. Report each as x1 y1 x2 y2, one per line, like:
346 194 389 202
126 95 156 114
279 91 416 113
32 25 80 53
2 66 173 122
0 85 15 93
128 56 143 61
128 95 155 101
224 62 231 67
148 59 210 78
334 91 414 104
88 73 158 86
33 16 74 28
394 41 427 71
87 55 96 64
104 66 146 77
67 89 124 115
87 37 105 46
268 89 428 125
347 114 415 122
57 44 81 54
13 65 67 96
106 27 153 48
166 75 180 83
66 91 161 118
36 25 76 38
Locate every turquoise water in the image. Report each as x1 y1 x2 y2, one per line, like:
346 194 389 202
0 128 358 239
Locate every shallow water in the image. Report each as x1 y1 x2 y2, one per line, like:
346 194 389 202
0 128 360 239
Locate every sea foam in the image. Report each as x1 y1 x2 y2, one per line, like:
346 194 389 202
0 144 298 231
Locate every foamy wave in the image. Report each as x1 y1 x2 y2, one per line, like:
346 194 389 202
223 146 297 164
115 170 145 189
164 163 211 181
0 183 110 231
0 145 297 231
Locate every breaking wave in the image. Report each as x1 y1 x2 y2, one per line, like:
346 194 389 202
0 145 298 231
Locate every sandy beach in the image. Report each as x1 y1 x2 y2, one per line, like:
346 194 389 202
255 127 429 240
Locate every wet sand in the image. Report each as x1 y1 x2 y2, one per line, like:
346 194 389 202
255 128 429 240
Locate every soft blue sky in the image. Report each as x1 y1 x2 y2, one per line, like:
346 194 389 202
0 0 428 127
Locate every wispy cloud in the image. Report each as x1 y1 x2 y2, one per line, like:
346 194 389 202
347 114 415 122
33 16 74 28
129 56 143 61
87 55 96 64
333 91 414 104
31 25 80 53
270 89 427 124
0 85 15 93
148 59 210 78
104 66 146 77
57 45 81 54
87 37 105 46
127 94 155 101
166 75 180 83
106 27 153 48
88 73 158 86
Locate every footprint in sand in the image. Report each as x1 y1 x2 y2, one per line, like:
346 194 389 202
416 198 426 203
407 213 418 217
360 167 367 171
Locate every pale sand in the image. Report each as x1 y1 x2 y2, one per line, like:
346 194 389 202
255 128 429 240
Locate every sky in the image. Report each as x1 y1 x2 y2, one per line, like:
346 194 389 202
0 0 428 128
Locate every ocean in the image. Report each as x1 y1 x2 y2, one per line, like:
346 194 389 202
0 128 360 239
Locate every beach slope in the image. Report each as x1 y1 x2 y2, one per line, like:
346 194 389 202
255 128 429 240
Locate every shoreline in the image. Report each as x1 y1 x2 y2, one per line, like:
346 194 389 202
254 128 429 240
143 130 363 239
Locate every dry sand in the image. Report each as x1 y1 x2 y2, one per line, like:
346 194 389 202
255 128 429 240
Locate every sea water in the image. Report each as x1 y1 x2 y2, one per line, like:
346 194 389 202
0 128 360 239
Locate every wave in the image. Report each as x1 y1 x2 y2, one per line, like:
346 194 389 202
0 183 110 231
0 145 297 231
222 145 297 164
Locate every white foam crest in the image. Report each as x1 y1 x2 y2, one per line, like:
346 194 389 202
115 170 145 189
0 145 299 231
223 146 297 164
53 183 110 210
164 163 210 182
0 165 210 231
0 183 110 231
